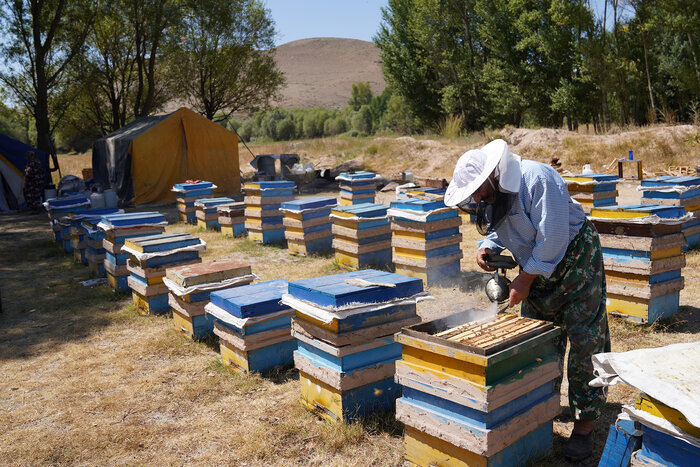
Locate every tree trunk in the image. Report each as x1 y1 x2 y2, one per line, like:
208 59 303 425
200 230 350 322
687 32 700 95
642 30 656 122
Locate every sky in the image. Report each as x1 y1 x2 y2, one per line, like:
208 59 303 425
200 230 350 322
264 0 625 46
264 0 388 46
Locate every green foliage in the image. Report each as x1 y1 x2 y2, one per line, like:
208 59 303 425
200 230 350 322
348 82 373 110
0 103 30 144
351 105 373 134
380 94 418 134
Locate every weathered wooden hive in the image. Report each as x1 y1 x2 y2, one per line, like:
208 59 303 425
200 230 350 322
164 259 253 339
336 171 377 206
282 270 423 422
280 197 336 256
591 204 686 322
121 232 205 314
394 311 561 467
244 181 294 244
98 212 167 292
194 197 236 231
206 279 296 374
639 175 700 250
389 196 463 285
76 209 122 276
218 201 246 237
331 203 391 270
172 181 214 224
563 173 619 214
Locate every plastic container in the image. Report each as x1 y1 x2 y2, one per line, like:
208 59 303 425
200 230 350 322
44 188 57 200
90 192 106 209
103 189 118 208
582 164 594 175
629 150 633 160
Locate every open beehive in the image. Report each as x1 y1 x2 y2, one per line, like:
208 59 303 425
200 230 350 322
394 311 560 466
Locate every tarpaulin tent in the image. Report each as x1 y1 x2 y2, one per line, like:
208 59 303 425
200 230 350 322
0 133 48 212
92 107 241 206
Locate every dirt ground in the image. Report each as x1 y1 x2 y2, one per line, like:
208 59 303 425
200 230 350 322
1 180 698 466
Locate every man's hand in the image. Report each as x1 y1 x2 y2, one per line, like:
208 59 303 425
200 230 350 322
509 271 537 308
476 248 496 272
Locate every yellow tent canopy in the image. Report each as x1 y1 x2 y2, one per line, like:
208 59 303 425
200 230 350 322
92 107 240 205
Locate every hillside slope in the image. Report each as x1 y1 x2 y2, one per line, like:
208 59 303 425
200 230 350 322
273 37 386 109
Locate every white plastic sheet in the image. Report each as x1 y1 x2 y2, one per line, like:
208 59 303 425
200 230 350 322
204 302 293 328
637 184 700 194
588 213 693 225
328 213 388 222
335 174 382 182
96 220 169 232
162 274 257 297
622 405 700 448
387 207 455 223
279 203 337 214
119 240 206 261
590 341 700 428
280 291 433 324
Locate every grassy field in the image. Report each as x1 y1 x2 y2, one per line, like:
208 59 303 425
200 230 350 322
3 127 699 465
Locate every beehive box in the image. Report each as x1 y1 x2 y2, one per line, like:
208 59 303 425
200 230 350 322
390 197 463 285
99 212 167 291
218 202 246 237
194 197 237 230
122 232 205 314
284 270 424 422
172 181 215 224
77 209 122 276
164 259 253 339
44 194 90 223
207 279 296 374
591 204 686 322
395 311 561 466
336 171 377 206
563 173 618 213
640 176 700 249
244 181 294 244
281 197 335 256
331 203 391 270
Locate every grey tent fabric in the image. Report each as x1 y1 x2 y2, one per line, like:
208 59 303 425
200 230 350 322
91 113 170 204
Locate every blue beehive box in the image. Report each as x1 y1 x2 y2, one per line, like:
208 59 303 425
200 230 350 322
281 197 335 256
287 270 423 421
208 280 296 374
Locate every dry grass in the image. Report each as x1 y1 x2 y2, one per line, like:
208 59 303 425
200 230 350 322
9 127 699 466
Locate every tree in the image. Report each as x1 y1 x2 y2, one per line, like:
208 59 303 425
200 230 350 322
348 82 373 110
170 0 284 121
0 0 94 152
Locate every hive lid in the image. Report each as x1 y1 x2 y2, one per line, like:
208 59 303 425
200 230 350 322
280 197 336 210
641 176 700 187
124 232 201 252
390 197 447 212
244 181 295 189
331 203 387 218
209 279 289 318
165 259 252 287
172 181 214 191
100 211 166 227
288 269 423 308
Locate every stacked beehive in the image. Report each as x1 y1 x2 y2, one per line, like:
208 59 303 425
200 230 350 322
45 195 91 247
336 171 377 206
121 232 205 314
330 203 391 270
590 204 686 322
70 209 121 272
195 197 236 230
82 211 120 277
98 212 167 292
218 202 246 237
281 270 423 421
639 175 700 250
244 181 294 243
172 181 215 224
394 312 561 466
206 279 296 373
163 259 254 339
389 197 463 285
563 173 619 213
281 197 336 256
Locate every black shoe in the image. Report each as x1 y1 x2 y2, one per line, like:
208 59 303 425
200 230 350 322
564 431 593 461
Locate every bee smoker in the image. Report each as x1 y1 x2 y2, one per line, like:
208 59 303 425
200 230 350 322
484 253 518 303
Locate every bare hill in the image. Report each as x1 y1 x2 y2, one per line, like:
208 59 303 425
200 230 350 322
272 37 386 109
